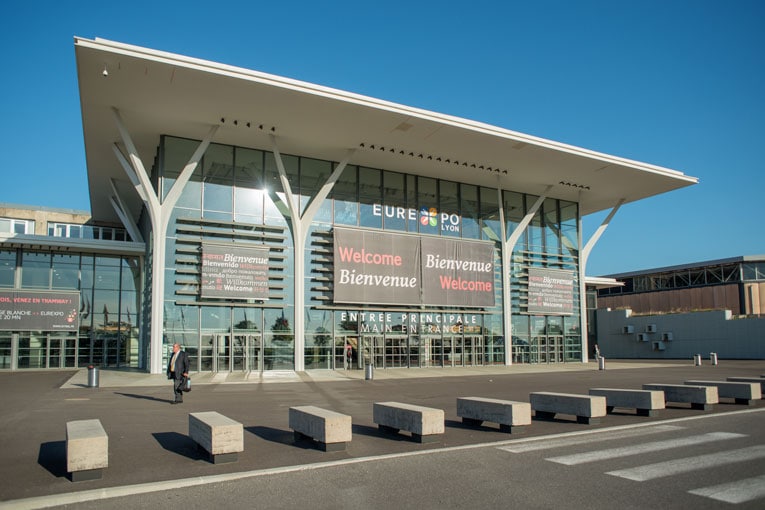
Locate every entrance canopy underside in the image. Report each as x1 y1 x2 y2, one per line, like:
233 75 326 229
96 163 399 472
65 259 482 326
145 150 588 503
75 37 697 224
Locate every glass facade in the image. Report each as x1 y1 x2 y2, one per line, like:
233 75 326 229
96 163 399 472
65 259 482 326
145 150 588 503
0 250 140 370
155 136 582 372
160 137 295 372
505 193 581 364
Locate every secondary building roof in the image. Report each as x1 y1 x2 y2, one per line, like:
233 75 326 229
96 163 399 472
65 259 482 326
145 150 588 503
74 37 698 224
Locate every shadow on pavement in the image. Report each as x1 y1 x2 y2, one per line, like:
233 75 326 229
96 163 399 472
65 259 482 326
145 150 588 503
115 392 172 404
152 432 206 461
351 423 407 441
444 418 475 430
38 441 67 479
245 426 294 446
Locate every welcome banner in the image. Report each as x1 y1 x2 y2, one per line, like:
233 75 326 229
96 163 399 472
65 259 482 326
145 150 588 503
333 228 494 307
527 267 575 315
421 237 495 307
201 243 270 300
333 229 421 306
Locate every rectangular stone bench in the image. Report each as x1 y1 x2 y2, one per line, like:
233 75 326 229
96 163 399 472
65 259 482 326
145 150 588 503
589 388 665 417
456 397 531 433
642 383 718 410
289 405 352 452
66 419 108 482
726 377 765 396
189 411 243 464
373 402 444 443
529 392 606 424
685 380 761 406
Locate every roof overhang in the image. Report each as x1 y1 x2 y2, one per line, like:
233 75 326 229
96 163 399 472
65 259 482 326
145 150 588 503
0 233 145 256
584 276 625 290
75 37 698 223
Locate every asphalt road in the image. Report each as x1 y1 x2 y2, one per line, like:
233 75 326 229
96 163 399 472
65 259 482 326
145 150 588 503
65 408 765 510
0 360 763 509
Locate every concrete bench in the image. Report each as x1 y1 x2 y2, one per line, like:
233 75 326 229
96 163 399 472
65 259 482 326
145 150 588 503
726 377 765 396
66 419 108 482
289 406 352 452
373 402 444 443
642 383 718 410
588 388 665 417
456 397 531 433
189 411 243 464
529 392 606 424
685 380 761 406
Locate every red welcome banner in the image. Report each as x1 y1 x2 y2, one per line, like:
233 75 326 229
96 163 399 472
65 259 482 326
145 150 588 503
333 228 494 308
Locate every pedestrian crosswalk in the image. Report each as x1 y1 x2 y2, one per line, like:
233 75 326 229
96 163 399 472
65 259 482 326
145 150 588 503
548 432 745 466
606 445 765 482
498 425 765 505
688 474 765 504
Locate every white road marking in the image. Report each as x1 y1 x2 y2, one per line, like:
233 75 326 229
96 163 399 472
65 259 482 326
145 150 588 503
606 445 765 482
498 425 683 453
546 432 745 465
688 473 765 504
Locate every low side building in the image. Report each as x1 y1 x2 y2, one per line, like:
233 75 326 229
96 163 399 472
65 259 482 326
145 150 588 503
595 256 765 359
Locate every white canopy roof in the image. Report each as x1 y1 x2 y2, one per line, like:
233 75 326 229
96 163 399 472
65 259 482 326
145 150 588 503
74 37 697 223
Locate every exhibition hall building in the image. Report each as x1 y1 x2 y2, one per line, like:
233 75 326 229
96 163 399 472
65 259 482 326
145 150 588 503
0 38 697 374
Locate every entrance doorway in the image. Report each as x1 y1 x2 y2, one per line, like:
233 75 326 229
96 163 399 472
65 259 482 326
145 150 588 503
233 334 261 371
530 335 563 364
443 335 463 366
423 335 442 367
464 336 484 366
385 336 407 368
335 336 358 370
201 333 262 372
360 335 384 368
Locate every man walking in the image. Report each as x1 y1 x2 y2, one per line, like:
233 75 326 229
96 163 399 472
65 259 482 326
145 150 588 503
166 343 189 404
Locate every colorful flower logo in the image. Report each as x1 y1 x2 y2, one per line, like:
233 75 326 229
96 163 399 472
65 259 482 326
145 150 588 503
420 207 438 227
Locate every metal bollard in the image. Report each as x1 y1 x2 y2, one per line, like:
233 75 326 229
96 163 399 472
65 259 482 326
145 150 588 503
710 352 718 366
87 365 100 388
598 356 606 371
693 354 702 366
365 363 374 380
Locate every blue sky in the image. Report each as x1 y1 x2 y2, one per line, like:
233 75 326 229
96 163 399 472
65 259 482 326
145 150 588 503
1 0 763 276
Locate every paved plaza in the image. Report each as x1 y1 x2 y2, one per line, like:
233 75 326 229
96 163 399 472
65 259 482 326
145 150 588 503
0 359 763 508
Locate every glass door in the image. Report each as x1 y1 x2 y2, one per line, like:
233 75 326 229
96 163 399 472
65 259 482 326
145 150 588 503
232 335 245 371
464 336 484 366
359 335 384 368
447 336 464 366
48 336 62 368
233 334 261 371
200 334 214 371
214 334 231 372
549 335 563 363
335 336 358 370
443 336 454 366
426 335 443 367
408 335 421 368
372 336 384 368
385 335 407 368
529 336 542 364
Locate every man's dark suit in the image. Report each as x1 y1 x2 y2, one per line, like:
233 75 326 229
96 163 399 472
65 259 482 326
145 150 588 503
167 349 190 403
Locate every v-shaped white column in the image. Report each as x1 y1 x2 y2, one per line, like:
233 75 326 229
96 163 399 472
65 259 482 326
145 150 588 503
498 185 552 365
270 135 355 371
578 198 624 362
111 108 218 373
